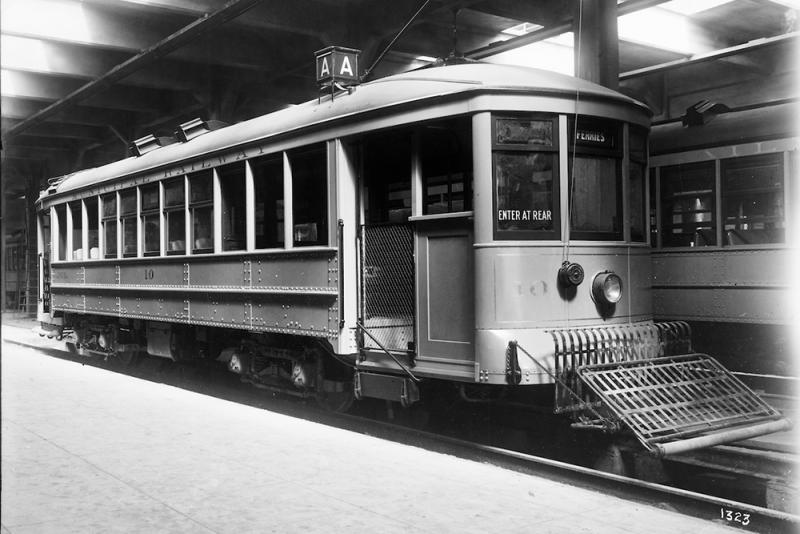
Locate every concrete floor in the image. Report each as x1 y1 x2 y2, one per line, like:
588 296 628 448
2 322 746 533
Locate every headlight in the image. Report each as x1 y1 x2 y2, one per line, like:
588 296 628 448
592 271 623 305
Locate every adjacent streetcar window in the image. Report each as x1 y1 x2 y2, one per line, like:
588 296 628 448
722 153 784 246
251 155 284 249
164 178 186 255
289 144 327 247
493 115 559 240
101 193 117 258
189 170 214 253
660 161 716 247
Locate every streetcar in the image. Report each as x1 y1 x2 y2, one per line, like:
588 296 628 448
649 100 798 393
35 59 790 456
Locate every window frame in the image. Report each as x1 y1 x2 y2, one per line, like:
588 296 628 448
163 177 187 256
628 125 648 243
189 170 214 254
659 160 717 248
251 154 285 250
491 113 561 241
288 143 329 248
140 183 160 257
567 116 624 242
720 152 785 246
101 193 118 259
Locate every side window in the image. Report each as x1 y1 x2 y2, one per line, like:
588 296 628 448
629 127 647 242
141 184 160 256
85 197 99 259
660 161 716 247
251 155 284 249
69 201 83 260
189 170 214 254
55 204 67 261
649 168 658 247
568 117 623 241
102 193 117 258
421 118 472 214
120 189 137 257
164 178 186 255
493 115 559 240
218 162 246 251
362 131 411 224
289 144 328 247
722 153 784 245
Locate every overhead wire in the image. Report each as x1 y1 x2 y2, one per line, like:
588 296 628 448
564 0 585 266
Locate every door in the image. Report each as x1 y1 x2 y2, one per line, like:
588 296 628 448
360 223 415 353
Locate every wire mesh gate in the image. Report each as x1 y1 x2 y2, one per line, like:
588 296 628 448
360 223 415 353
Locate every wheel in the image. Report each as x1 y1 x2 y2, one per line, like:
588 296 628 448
110 349 140 368
315 381 355 412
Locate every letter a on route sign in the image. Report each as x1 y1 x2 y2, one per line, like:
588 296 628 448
319 57 330 78
315 46 361 87
340 56 353 76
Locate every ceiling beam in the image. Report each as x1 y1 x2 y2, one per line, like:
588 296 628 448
84 0 343 39
464 0 669 59
1 0 266 144
1 71 192 114
619 32 799 80
3 0 323 72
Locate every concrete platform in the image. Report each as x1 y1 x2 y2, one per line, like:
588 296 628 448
0 321 752 533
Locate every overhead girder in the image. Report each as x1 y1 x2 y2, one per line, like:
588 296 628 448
5 121 108 142
2 0 324 71
1 71 195 114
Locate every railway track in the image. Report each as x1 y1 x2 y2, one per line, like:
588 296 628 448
328 412 799 534
5 330 798 534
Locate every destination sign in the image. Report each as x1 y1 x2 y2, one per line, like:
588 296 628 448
315 46 360 86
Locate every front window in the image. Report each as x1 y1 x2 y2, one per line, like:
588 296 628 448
568 117 623 241
493 115 559 240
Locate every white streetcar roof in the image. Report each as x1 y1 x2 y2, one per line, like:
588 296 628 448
44 63 650 200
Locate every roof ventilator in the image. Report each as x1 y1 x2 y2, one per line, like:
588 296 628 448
175 118 228 143
129 134 176 157
681 99 730 126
